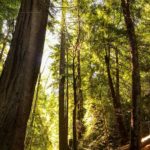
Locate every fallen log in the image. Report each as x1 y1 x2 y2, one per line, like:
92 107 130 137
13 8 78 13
119 135 150 150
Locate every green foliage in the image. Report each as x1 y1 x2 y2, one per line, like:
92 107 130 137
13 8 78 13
0 0 20 72
25 79 59 150
1 0 149 149
0 0 19 36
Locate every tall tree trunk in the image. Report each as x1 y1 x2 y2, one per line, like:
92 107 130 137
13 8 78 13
115 48 120 108
0 0 49 149
121 0 141 149
72 0 84 146
73 52 77 150
76 0 84 140
105 47 127 144
66 44 69 145
59 0 68 149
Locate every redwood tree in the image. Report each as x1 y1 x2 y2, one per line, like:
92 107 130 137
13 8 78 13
0 0 49 149
121 0 141 149
59 0 68 149
76 0 84 141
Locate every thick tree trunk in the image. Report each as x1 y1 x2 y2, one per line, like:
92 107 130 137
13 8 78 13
121 0 141 149
105 48 127 144
0 0 49 149
59 0 68 149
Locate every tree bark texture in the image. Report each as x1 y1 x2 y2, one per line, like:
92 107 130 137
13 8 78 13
0 0 49 149
59 0 68 149
121 0 141 149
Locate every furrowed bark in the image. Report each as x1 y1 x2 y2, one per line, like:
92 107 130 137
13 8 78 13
0 0 49 149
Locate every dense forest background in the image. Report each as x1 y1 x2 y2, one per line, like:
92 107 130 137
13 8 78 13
0 0 150 149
